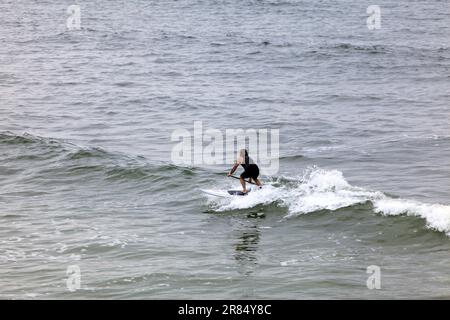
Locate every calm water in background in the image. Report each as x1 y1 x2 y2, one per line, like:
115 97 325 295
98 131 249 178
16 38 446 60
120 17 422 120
1 0 450 299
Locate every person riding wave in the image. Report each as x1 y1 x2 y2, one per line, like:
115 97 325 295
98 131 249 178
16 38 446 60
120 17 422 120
227 149 262 194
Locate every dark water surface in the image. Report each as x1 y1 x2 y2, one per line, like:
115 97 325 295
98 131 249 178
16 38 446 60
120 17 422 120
1 0 449 299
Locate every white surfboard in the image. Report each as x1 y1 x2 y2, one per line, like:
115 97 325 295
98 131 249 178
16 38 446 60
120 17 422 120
201 189 231 198
201 189 251 197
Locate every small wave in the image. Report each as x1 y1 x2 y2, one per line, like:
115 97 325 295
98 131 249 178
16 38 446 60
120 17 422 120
0 131 197 183
279 154 304 161
67 148 111 160
321 43 388 54
373 199 450 235
114 81 136 87
105 167 150 181
401 133 450 143
206 167 450 236
0 131 57 145
0 132 78 154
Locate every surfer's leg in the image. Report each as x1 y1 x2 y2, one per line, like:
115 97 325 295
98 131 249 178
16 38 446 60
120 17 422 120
251 166 262 188
240 176 247 193
240 172 248 193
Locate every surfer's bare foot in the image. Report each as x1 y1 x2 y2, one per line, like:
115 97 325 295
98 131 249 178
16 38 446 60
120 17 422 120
242 189 248 194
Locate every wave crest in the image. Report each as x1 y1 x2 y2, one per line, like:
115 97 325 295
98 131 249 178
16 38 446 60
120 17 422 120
206 167 450 236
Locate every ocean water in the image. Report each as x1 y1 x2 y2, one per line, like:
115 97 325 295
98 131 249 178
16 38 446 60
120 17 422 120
1 0 450 299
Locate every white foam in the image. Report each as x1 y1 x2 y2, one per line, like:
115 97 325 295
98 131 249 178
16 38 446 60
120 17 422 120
373 198 450 235
206 167 450 236
280 168 383 215
280 259 298 266
207 185 281 212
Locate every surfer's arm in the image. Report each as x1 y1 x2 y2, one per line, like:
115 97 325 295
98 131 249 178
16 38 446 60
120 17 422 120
227 162 239 176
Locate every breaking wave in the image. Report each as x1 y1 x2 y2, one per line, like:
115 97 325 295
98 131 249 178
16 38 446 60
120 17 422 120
205 167 450 236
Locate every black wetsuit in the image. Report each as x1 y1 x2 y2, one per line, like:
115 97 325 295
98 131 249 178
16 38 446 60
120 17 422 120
240 154 259 180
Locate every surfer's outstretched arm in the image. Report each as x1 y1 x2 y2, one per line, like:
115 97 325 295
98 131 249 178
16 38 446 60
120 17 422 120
227 162 239 176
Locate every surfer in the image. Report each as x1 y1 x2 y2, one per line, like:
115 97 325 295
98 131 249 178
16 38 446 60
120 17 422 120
227 149 262 194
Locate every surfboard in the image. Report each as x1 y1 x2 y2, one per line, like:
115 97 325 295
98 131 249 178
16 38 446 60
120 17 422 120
201 189 249 197
227 190 248 196
201 189 230 198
